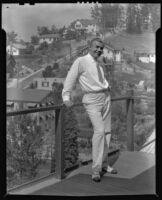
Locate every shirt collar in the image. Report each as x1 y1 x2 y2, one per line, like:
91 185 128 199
87 53 96 63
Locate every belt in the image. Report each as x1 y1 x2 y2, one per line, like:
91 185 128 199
84 88 110 94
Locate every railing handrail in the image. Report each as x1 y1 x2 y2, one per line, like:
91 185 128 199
7 104 64 116
6 90 155 180
6 95 155 117
138 138 155 151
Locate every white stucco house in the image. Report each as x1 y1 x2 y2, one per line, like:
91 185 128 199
114 50 122 62
136 80 145 90
74 19 98 35
103 45 122 63
39 34 60 44
149 53 156 63
75 21 84 30
6 43 27 56
103 47 114 60
34 77 65 91
138 53 155 63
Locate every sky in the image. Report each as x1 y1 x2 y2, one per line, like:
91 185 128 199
2 3 95 42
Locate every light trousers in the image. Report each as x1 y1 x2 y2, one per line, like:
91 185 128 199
83 91 111 173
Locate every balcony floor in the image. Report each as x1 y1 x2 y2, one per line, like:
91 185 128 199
30 151 155 196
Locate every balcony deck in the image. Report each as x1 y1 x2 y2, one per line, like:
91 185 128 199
6 91 155 196
9 151 155 196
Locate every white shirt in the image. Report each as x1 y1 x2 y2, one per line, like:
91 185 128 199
62 53 109 101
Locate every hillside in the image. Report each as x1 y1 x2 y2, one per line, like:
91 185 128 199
106 31 155 54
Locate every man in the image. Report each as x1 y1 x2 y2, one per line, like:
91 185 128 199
62 38 117 182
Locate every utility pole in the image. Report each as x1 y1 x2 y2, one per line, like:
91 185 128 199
10 41 19 88
16 63 19 88
103 15 106 41
69 39 72 60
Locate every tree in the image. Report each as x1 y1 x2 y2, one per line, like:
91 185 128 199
39 41 48 50
135 6 142 33
126 4 142 34
30 35 39 45
51 82 63 104
37 26 50 35
147 4 161 31
55 65 68 78
58 26 66 38
7 31 18 44
53 62 59 70
42 65 55 77
6 55 16 77
101 4 121 29
126 4 136 33
50 82 79 172
7 114 44 184
141 4 150 30
126 4 160 33
64 107 79 170
91 3 101 23
51 24 57 34
91 3 121 34
19 39 27 45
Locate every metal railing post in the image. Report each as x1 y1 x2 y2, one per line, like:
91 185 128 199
55 105 65 179
126 89 134 151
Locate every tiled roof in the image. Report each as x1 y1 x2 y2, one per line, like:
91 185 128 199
7 88 51 103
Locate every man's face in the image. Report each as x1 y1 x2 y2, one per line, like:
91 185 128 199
89 40 104 60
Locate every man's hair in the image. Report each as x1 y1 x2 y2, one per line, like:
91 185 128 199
89 37 104 47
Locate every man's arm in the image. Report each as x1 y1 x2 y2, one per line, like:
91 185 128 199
62 58 80 107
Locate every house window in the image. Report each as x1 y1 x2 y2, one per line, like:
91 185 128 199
42 81 49 87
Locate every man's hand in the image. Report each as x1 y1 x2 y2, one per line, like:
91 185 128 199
63 100 74 108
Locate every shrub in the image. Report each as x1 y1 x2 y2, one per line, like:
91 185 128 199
63 107 80 170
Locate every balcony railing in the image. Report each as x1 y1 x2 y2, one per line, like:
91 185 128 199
6 89 155 189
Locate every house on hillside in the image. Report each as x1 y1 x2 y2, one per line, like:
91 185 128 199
114 49 122 63
6 43 32 56
136 80 145 91
149 53 156 63
103 45 122 63
33 77 65 91
72 19 98 35
103 47 114 60
78 44 122 63
39 34 60 44
137 52 155 64
74 21 84 30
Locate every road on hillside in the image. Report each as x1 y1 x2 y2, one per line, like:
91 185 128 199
8 48 79 89
7 35 112 89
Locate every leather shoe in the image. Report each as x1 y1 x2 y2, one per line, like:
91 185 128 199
107 168 118 174
92 174 101 182
102 166 118 174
